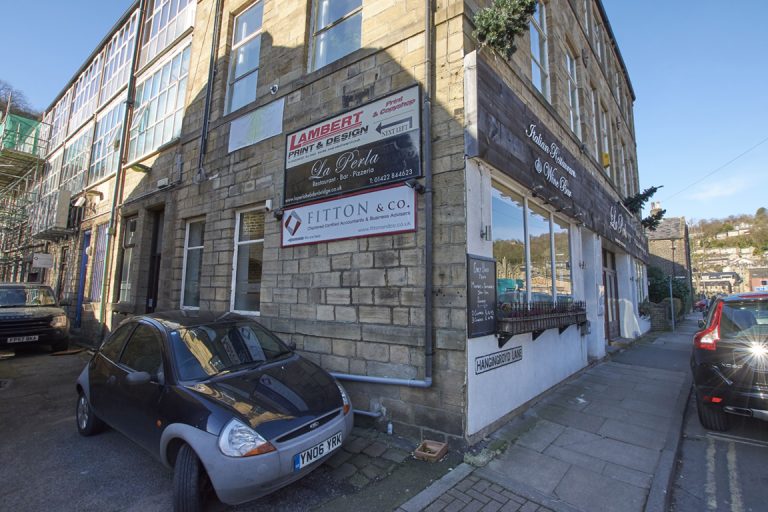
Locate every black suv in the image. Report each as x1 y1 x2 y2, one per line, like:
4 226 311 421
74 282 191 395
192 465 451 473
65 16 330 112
691 292 768 431
0 283 70 352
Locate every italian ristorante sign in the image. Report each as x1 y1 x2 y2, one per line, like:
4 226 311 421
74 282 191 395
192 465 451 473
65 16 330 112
284 86 422 206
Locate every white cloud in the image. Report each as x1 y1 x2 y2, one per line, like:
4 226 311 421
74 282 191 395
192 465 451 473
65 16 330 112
688 177 749 200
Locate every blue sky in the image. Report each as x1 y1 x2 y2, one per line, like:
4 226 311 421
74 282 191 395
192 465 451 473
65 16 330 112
1 1 765 222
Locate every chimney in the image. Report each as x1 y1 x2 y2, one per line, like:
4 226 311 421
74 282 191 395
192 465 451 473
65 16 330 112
650 201 662 215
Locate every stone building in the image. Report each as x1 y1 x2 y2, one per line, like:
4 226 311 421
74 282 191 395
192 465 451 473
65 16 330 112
0 0 649 444
647 215 693 296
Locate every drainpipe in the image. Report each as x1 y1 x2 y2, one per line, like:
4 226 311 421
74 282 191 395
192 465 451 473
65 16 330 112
331 0 435 390
97 0 146 337
195 0 224 184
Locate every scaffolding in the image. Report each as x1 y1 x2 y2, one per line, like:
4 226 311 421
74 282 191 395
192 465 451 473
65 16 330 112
0 112 50 276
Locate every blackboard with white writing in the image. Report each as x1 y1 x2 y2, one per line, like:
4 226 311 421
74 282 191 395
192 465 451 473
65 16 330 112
467 254 497 338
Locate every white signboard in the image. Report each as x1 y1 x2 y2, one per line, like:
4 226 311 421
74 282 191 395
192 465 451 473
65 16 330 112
281 185 416 247
286 86 420 168
31 253 54 269
228 98 285 153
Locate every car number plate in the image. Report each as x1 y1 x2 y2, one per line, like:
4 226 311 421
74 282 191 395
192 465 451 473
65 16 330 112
7 335 38 343
293 431 342 471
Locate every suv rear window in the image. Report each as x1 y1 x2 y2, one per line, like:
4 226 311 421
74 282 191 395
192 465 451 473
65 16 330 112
719 300 768 338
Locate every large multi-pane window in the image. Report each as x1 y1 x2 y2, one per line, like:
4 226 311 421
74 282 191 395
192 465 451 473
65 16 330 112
232 210 264 313
90 223 108 301
635 260 647 305
590 87 599 159
226 2 264 113
530 0 549 100
128 44 190 162
310 0 362 71
619 142 627 195
89 101 125 185
69 56 102 133
117 217 138 303
181 219 205 309
593 16 604 64
49 92 72 151
564 48 581 139
60 125 94 194
493 188 527 300
139 0 196 68
600 105 611 177
493 183 572 303
100 10 139 105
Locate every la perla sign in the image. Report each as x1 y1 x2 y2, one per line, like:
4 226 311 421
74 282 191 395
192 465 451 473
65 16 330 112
609 205 627 237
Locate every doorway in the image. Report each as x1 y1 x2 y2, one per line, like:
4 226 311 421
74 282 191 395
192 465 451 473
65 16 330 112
145 210 164 313
602 248 620 340
75 230 92 328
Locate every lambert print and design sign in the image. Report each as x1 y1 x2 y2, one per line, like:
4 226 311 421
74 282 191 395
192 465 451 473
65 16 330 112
284 86 422 206
280 185 416 247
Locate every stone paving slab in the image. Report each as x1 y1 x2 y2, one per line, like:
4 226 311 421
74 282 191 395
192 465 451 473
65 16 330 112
597 418 667 451
481 446 570 495
554 465 646 512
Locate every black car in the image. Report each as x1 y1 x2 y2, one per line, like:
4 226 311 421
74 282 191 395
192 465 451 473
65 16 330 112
691 292 768 431
75 310 353 511
0 283 69 352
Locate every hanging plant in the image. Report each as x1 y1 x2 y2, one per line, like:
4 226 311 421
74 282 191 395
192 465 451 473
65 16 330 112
473 0 537 60
622 185 667 231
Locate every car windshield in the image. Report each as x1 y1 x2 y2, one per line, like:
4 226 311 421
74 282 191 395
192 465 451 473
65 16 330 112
169 320 292 381
0 286 56 307
719 300 768 339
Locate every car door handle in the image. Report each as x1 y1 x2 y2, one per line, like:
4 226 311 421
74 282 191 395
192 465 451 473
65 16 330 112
107 375 117 386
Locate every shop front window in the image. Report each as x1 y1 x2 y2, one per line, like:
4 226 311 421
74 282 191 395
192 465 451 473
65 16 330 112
492 187 527 303
231 210 264 313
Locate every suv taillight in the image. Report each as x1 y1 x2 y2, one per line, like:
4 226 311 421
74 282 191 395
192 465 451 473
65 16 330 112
694 302 722 351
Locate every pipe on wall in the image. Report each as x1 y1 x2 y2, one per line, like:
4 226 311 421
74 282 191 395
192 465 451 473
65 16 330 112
333 0 435 390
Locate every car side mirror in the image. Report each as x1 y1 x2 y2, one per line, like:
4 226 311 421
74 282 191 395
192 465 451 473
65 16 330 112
698 320 706 329
126 371 152 386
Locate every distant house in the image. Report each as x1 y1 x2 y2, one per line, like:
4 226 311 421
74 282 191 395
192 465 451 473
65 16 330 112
647 214 693 294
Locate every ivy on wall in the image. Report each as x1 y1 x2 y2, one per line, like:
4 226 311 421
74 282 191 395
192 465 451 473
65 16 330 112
473 0 537 60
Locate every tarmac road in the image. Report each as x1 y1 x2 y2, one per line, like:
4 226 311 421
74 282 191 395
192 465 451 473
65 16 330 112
670 391 768 512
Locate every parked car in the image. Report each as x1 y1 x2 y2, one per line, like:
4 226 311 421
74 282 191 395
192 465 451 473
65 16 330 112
75 311 353 511
690 292 768 431
0 283 69 352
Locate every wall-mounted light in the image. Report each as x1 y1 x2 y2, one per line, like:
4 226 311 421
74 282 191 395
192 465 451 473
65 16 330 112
273 209 284 220
531 185 544 197
72 196 86 208
128 163 152 173
404 178 426 194
84 190 104 200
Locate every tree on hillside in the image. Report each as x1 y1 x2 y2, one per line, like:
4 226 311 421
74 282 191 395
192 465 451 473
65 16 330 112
0 80 39 119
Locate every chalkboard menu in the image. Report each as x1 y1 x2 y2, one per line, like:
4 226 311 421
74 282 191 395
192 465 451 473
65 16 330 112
467 254 497 338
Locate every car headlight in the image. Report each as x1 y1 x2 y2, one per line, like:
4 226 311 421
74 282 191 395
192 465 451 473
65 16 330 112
218 418 275 457
51 315 68 328
337 382 351 415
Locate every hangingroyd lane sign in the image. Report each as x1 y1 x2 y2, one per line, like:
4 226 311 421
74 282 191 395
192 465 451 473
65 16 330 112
283 86 422 206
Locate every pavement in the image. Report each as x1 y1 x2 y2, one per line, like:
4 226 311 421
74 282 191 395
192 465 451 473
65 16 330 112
395 315 698 512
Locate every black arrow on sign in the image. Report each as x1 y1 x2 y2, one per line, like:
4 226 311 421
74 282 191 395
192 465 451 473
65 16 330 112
376 117 413 134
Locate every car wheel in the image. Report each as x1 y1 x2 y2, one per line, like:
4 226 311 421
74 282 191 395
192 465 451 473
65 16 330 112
173 444 213 512
696 392 729 432
76 392 104 436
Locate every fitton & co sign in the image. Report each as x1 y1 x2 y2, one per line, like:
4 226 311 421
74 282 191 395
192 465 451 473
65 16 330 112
280 185 416 247
283 86 422 206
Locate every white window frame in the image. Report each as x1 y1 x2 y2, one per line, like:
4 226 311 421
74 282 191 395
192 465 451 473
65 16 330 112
181 218 205 310
600 104 611 177
230 208 265 315
60 123 95 195
128 41 191 162
139 0 196 68
69 55 103 134
89 97 125 186
590 87 599 159
225 1 264 114
100 10 139 106
530 0 550 100
565 47 581 139
309 0 363 72
492 179 573 304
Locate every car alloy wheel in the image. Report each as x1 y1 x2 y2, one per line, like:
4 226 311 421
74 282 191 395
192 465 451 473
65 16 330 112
76 391 104 436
